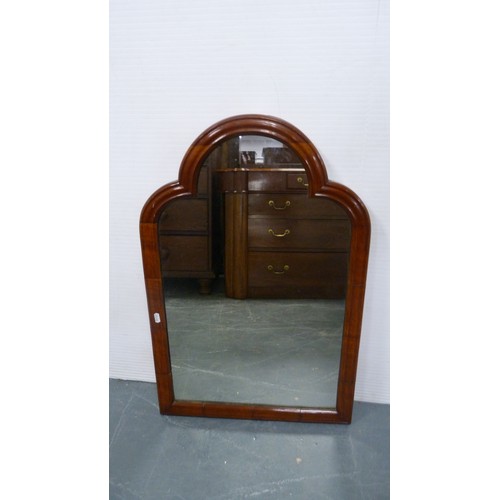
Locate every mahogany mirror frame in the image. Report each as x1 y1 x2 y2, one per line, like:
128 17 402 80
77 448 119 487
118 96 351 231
140 115 370 424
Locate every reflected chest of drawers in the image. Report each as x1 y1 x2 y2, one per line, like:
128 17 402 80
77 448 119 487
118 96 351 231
220 168 350 299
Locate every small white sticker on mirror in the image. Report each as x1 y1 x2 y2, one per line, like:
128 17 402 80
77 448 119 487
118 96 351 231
153 312 161 323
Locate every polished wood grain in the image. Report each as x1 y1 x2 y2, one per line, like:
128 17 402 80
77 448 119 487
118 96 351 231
140 115 371 424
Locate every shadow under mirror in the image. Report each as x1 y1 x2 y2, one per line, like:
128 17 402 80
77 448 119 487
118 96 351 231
158 135 351 409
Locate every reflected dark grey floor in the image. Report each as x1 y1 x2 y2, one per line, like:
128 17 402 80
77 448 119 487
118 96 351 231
165 278 344 407
110 379 390 500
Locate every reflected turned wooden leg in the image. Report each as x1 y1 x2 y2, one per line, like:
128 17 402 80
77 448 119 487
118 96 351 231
198 278 213 295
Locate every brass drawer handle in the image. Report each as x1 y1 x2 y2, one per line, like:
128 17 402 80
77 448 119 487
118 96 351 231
268 228 290 238
297 176 309 187
267 264 290 275
268 200 291 210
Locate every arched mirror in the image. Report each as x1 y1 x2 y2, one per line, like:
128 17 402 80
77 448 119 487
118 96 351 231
140 115 370 423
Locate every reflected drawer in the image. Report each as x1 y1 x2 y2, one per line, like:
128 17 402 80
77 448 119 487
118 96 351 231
247 170 293 192
248 218 351 251
159 199 208 232
197 166 208 194
248 194 347 219
248 251 348 298
159 235 208 271
286 172 309 190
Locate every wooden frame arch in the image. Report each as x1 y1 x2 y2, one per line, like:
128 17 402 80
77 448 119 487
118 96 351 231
140 115 370 423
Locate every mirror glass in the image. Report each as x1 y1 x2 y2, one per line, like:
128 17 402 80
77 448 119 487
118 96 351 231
158 135 351 408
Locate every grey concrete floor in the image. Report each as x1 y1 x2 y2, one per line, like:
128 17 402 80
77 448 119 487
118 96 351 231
110 379 389 499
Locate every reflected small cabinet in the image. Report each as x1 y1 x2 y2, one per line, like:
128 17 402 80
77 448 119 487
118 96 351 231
158 161 223 294
220 167 350 299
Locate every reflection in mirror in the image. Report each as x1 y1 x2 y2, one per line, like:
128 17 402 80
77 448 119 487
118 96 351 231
158 135 351 408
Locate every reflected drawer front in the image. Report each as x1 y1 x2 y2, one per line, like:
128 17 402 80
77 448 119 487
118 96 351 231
159 199 208 232
248 218 351 251
248 252 348 297
248 170 309 192
248 194 347 219
286 173 309 190
248 171 288 192
159 236 208 271
248 251 348 288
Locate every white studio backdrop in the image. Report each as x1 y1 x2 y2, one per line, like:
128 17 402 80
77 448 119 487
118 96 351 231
110 0 389 404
